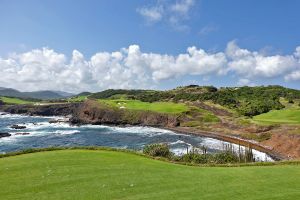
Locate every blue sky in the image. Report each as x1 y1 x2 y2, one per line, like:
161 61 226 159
0 0 300 92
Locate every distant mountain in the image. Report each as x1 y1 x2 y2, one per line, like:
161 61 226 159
52 91 75 97
0 87 75 100
0 88 25 98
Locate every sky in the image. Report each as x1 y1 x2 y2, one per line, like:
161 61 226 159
0 0 300 93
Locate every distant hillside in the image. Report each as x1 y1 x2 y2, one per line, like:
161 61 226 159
52 91 75 97
89 85 300 116
76 92 92 96
0 87 74 100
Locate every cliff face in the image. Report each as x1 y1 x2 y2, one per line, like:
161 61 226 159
0 100 180 127
71 100 180 127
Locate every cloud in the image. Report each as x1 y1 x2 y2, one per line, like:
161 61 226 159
137 5 163 23
137 0 195 30
199 24 218 36
226 41 299 78
285 70 300 81
170 0 195 16
1 42 300 93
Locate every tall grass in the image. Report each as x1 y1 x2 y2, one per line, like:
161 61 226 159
143 143 257 164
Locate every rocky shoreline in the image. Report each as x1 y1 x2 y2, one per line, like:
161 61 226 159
0 101 294 160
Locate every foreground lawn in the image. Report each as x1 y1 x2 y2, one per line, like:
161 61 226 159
253 109 300 124
0 150 299 200
99 99 189 114
0 96 35 105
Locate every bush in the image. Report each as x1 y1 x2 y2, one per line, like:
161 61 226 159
213 152 239 164
181 153 212 164
143 143 172 158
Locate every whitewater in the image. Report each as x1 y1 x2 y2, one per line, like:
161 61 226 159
0 112 274 161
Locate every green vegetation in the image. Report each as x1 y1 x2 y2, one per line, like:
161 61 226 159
0 96 37 104
90 85 300 117
98 99 189 114
68 95 89 102
89 89 155 99
253 109 300 124
181 107 220 128
144 143 256 164
0 149 299 200
143 143 172 158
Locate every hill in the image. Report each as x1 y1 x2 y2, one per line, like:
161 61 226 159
0 87 74 100
89 85 300 116
0 149 299 200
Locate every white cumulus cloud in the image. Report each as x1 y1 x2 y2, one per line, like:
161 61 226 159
1 41 300 93
226 41 299 78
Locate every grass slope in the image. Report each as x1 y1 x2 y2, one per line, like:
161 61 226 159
0 150 299 200
0 96 35 104
253 109 300 124
99 99 189 114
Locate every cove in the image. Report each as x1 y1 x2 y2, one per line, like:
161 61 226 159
0 113 274 161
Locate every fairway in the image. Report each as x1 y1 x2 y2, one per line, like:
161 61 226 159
0 150 299 200
99 99 189 114
0 97 35 105
253 109 300 124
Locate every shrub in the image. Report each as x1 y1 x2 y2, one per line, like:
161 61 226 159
181 152 212 164
143 143 172 158
213 152 240 164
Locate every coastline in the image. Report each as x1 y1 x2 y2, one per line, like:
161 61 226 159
164 126 286 161
0 106 287 161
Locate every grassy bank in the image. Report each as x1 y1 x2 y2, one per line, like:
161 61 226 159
0 149 299 200
0 96 36 105
253 109 300 124
98 99 190 114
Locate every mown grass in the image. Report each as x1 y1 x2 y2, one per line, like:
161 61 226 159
0 96 36 104
253 109 300 124
0 149 299 200
98 99 190 114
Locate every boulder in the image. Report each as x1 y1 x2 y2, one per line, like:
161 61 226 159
0 132 11 138
10 125 27 129
14 132 30 136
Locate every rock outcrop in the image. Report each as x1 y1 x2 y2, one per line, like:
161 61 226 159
0 132 11 138
10 125 26 129
71 100 180 127
0 103 80 116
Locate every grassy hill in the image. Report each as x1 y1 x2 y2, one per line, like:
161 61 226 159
0 87 74 100
0 149 299 200
0 96 37 105
253 98 300 124
88 85 300 117
253 109 300 124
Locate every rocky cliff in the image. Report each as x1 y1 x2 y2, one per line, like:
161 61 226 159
70 100 180 127
0 100 180 127
0 103 79 116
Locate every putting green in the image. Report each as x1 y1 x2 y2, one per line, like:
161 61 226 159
0 150 299 200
